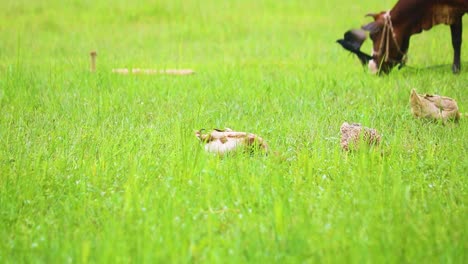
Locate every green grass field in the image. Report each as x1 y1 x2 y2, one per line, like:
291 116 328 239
1 0 467 263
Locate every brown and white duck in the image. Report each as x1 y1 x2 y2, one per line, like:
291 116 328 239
340 122 381 151
410 89 460 123
195 128 268 155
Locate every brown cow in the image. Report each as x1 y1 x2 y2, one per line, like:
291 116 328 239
362 0 467 74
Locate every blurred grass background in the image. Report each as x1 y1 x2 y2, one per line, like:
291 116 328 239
0 0 467 263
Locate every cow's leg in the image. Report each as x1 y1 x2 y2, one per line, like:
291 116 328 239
450 18 462 74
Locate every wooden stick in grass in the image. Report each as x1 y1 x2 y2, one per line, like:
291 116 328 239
112 68 195 75
90 51 97 72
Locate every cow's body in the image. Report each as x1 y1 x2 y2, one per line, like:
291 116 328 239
362 0 468 74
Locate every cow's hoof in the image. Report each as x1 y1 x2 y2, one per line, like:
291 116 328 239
452 64 460 74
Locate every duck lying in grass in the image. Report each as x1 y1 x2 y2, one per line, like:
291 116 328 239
410 89 460 123
195 128 269 155
340 122 381 151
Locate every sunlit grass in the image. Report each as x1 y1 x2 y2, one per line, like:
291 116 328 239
0 0 467 263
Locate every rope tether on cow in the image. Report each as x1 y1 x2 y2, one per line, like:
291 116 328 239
378 11 407 69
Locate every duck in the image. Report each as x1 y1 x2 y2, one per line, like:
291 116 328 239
195 128 268 155
340 122 381 151
410 89 460 123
